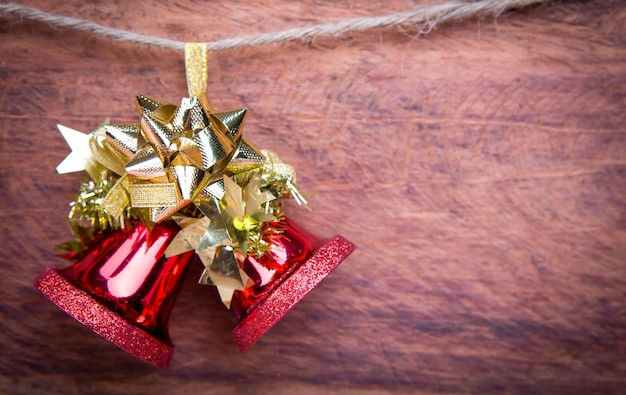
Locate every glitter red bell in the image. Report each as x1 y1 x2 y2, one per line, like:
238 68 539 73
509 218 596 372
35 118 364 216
34 221 194 368
230 217 355 351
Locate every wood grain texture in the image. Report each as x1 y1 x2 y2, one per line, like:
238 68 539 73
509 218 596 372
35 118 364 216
1 1 625 394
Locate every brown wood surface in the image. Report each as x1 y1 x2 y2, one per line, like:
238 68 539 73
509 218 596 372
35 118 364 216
1 1 625 394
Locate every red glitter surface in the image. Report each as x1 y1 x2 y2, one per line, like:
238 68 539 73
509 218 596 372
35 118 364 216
232 235 356 351
34 268 174 368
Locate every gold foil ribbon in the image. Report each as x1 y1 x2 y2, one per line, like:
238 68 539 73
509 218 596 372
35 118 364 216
129 183 180 207
88 132 128 176
185 43 213 112
101 174 130 218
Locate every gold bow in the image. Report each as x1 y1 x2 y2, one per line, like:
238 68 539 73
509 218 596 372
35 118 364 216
99 93 265 225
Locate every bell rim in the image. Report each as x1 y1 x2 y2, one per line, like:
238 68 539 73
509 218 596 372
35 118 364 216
232 235 356 351
34 267 174 368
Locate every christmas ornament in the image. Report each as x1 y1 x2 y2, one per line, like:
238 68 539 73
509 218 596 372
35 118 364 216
34 43 355 367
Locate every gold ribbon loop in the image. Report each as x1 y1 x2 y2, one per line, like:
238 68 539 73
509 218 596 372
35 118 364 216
88 132 129 176
185 42 213 111
101 174 131 218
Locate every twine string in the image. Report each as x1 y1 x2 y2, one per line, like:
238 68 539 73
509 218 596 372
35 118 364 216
0 0 550 52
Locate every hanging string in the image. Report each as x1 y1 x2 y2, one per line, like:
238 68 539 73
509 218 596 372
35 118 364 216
0 0 550 52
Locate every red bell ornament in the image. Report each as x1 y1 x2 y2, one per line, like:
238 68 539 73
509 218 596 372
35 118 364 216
34 221 194 368
230 217 355 351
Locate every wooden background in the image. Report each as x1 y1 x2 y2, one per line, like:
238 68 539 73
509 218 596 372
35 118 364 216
1 0 625 393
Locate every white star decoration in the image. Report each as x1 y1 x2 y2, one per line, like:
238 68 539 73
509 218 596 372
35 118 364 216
55 124 91 174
